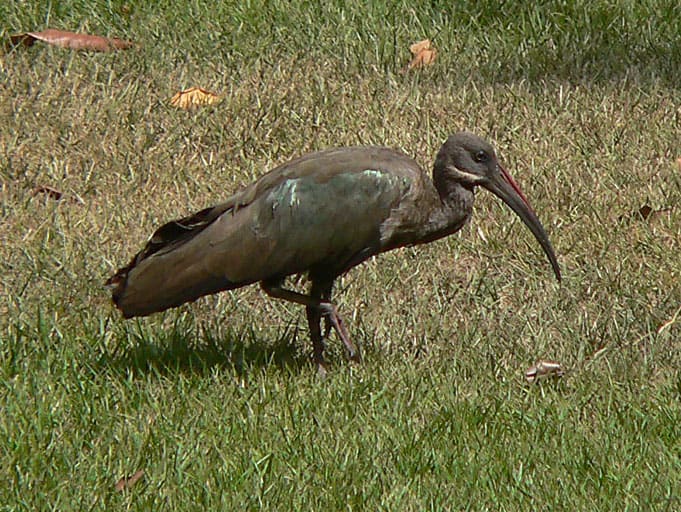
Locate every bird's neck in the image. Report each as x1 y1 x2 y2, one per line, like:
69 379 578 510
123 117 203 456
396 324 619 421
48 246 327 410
419 176 475 243
381 172 474 251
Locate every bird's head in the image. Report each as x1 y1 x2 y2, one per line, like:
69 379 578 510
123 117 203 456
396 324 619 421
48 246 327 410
434 132 561 281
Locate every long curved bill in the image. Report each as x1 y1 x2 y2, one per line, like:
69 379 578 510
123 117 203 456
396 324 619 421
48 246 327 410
484 164 561 281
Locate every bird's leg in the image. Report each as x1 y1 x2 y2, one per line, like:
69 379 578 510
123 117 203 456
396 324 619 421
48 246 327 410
321 303 360 362
309 279 333 343
314 279 360 362
305 304 327 377
307 280 332 375
261 280 361 363
319 283 333 342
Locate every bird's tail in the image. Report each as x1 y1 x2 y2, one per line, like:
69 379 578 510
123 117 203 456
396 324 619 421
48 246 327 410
106 203 235 318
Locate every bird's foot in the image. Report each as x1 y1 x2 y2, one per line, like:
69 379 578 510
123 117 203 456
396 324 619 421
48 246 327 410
312 336 328 379
315 360 329 380
320 303 361 363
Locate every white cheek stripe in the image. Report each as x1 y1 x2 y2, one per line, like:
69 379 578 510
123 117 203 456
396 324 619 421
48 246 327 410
449 165 485 183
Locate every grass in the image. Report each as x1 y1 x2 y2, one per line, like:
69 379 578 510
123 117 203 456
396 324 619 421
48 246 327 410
1 0 681 509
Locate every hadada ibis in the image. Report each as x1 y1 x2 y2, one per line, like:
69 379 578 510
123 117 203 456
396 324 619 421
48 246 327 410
107 132 560 373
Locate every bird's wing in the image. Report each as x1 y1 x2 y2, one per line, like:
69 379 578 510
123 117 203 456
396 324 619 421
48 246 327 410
107 147 424 317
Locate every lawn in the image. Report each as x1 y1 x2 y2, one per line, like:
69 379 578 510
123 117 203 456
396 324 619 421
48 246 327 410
1 0 680 509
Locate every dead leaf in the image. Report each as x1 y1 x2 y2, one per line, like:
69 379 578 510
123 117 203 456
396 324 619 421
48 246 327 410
640 204 671 221
32 185 63 201
170 87 222 109
409 39 432 55
9 29 134 52
637 204 654 220
525 360 564 384
405 39 437 71
677 157 681 172
32 185 84 204
618 204 672 223
115 470 144 492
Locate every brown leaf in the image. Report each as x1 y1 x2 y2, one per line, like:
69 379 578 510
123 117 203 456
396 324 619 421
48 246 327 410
637 204 653 220
525 360 564 384
9 29 133 52
409 39 432 55
170 87 222 109
32 185 63 201
32 185 84 204
405 39 437 71
636 204 672 221
115 470 144 492
618 203 672 223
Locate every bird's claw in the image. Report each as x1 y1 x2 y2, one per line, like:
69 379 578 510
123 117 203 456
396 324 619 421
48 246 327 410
320 302 361 363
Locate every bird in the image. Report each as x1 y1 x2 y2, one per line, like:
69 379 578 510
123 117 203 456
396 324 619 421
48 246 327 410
106 132 560 374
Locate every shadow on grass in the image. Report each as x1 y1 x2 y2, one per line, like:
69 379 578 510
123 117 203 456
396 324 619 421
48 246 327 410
425 1 681 89
99 322 311 378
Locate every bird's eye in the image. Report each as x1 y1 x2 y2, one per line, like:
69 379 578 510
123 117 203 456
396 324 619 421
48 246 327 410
473 150 488 163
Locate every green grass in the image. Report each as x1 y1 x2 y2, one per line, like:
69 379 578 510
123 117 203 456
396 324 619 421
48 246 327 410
1 0 681 509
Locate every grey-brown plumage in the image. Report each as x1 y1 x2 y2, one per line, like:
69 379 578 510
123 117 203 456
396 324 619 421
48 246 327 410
107 132 560 373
